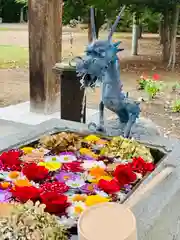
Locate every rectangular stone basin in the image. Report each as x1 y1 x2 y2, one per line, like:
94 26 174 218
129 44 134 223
0 119 179 240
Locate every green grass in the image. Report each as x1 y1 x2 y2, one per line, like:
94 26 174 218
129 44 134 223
0 45 28 68
0 27 27 31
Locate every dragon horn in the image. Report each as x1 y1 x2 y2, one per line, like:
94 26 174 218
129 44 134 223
90 7 96 40
108 5 126 40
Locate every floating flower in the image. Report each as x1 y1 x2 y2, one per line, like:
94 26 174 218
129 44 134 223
59 216 76 228
0 181 11 190
66 178 85 188
55 171 79 182
66 201 86 218
0 189 12 202
40 192 70 214
80 183 99 194
40 182 69 194
85 195 110 207
80 155 95 161
38 161 62 171
98 179 120 194
82 161 106 170
123 184 132 193
114 164 137 187
130 157 155 176
58 152 77 163
97 175 113 182
11 186 40 203
79 148 98 159
14 178 32 187
95 190 109 198
84 135 100 143
22 163 49 181
62 161 84 173
89 167 107 178
8 171 20 179
0 150 22 171
96 139 108 146
70 194 87 202
21 147 35 154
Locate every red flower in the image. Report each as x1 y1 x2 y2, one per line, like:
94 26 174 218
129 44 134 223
22 163 49 181
114 164 137 187
40 182 69 194
131 157 155 176
0 150 22 171
152 74 160 81
40 192 70 214
11 186 40 203
61 161 83 172
98 179 120 194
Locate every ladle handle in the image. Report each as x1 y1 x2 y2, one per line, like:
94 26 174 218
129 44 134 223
124 166 174 209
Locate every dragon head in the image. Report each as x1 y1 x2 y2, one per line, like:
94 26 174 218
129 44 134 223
73 7 125 87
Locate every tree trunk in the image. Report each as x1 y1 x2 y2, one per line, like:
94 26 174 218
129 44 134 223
28 0 62 114
20 7 24 23
162 8 170 62
167 4 180 70
138 24 142 39
132 13 139 55
159 15 164 44
88 11 92 42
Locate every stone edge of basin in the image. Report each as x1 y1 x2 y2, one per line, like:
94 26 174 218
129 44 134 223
0 118 180 240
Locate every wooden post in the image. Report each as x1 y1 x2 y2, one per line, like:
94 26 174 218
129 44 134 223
53 62 86 123
28 0 62 114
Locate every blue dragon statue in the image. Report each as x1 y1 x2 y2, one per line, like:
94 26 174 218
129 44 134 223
74 6 140 138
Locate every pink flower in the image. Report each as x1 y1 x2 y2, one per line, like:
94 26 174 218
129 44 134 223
152 74 160 81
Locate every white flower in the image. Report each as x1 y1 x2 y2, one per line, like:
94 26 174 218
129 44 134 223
135 172 143 180
116 192 127 202
1 171 25 182
44 154 77 163
82 161 106 170
66 201 86 218
58 216 76 228
95 190 109 198
66 179 85 188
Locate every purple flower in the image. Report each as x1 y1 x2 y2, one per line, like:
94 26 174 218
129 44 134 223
123 184 132 193
79 155 95 161
0 190 12 202
80 183 99 194
55 171 80 182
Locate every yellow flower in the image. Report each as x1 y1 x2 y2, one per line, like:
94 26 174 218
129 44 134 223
14 178 32 187
38 161 61 171
84 135 100 143
21 147 35 154
79 148 98 159
85 195 110 207
97 175 113 182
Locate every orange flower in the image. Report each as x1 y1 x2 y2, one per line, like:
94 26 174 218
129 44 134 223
96 139 107 145
89 167 106 178
0 182 11 189
8 171 20 179
14 178 32 187
72 194 87 202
